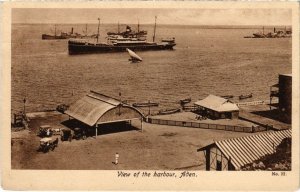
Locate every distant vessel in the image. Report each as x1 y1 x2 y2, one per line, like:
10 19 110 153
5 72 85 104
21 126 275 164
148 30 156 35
158 108 181 115
42 25 84 40
239 93 253 100
245 26 292 38
127 48 142 62
107 22 147 38
220 95 234 99
68 17 176 55
180 98 191 105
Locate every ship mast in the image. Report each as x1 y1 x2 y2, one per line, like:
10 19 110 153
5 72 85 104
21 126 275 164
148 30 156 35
97 18 101 43
153 16 157 42
54 24 57 37
86 24 88 36
285 26 287 33
138 19 140 33
118 22 120 33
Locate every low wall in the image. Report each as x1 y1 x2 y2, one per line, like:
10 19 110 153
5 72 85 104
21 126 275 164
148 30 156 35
147 118 266 133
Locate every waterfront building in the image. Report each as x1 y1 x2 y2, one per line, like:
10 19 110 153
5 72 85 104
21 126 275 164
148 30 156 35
194 95 239 119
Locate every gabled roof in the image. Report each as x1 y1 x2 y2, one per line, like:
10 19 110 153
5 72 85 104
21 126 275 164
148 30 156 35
194 94 239 112
198 129 291 170
65 91 121 126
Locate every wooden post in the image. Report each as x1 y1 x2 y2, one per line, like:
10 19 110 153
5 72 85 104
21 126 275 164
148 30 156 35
269 86 272 110
228 156 232 171
14 113 16 125
97 18 100 43
206 149 210 171
148 100 151 116
23 98 26 114
54 24 57 37
153 16 157 42
95 124 98 138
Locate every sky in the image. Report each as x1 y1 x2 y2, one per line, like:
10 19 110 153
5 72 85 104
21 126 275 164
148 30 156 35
12 8 292 26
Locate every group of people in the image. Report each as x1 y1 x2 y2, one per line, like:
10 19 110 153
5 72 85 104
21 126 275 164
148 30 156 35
195 115 207 121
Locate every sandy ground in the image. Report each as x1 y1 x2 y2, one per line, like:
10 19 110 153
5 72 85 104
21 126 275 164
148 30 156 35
11 112 254 170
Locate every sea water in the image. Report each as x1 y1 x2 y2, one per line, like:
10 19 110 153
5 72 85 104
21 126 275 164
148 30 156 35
11 24 292 115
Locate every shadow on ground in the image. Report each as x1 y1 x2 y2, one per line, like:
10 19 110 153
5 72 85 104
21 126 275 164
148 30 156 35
61 119 140 136
251 109 286 123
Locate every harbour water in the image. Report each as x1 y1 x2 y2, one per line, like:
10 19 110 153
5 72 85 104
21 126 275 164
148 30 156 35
11 24 291 115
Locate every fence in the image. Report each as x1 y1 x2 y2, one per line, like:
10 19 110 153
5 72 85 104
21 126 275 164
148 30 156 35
147 117 267 133
237 100 267 107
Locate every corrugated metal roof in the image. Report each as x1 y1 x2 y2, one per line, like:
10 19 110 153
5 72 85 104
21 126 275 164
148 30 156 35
194 94 239 112
65 91 121 126
198 129 291 170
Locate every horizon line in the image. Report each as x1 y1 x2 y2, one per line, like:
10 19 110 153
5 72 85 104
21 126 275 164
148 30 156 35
13 22 292 27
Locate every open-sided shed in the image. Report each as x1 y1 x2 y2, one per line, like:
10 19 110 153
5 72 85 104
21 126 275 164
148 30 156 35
197 129 291 171
194 95 239 119
65 90 144 137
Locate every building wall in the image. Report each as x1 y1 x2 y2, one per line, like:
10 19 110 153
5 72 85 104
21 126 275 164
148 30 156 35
278 74 292 123
196 107 239 120
207 147 234 171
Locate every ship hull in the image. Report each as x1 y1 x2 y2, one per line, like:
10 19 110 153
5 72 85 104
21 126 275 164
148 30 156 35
42 34 68 40
68 41 176 55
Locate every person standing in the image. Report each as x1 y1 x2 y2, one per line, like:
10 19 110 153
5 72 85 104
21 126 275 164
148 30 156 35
115 153 119 165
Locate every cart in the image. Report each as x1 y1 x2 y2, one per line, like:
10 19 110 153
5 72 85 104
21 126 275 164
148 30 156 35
38 137 59 153
37 125 53 137
61 128 73 142
73 128 87 140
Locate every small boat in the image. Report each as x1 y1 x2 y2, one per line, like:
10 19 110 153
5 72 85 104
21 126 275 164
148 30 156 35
221 95 234 99
56 104 69 114
158 108 181 115
180 98 191 105
132 102 159 108
126 48 142 62
239 93 253 100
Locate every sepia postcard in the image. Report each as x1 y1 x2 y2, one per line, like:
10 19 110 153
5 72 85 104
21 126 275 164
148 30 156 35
1 1 299 191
